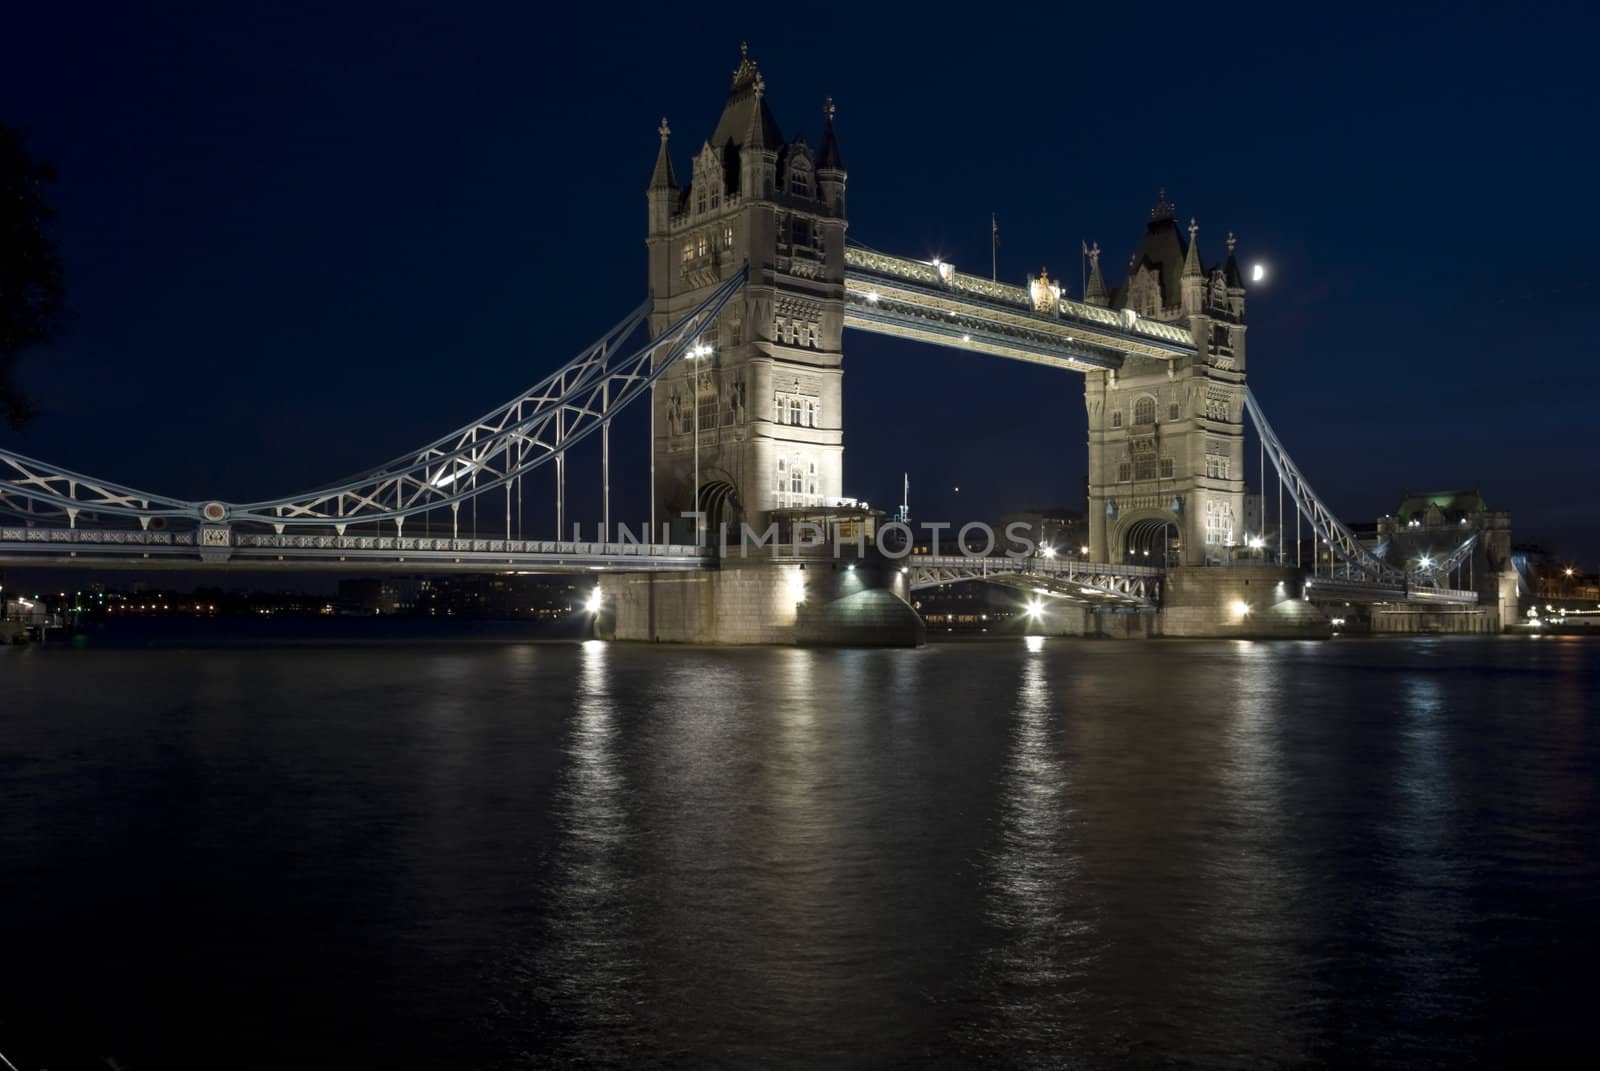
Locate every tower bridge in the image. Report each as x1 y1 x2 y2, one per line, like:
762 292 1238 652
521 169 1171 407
0 46 1509 643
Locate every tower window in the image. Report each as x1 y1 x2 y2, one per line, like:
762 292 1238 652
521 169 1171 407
1134 397 1156 426
1118 462 1132 482
1111 410 1122 428
722 225 734 250
1160 457 1175 478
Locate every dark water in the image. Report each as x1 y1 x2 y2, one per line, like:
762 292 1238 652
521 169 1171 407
2 632 1597 1069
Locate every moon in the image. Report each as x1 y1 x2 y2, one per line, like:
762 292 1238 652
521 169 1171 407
1251 263 1266 283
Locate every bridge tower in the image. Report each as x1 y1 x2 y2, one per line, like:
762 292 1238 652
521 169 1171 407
1084 192 1248 566
646 45 847 540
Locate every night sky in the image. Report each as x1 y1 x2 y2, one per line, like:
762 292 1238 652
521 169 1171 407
5 3 1599 560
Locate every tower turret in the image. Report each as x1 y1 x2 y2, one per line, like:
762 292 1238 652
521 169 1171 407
1181 217 1204 317
647 117 678 236
817 98 846 214
1084 241 1107 305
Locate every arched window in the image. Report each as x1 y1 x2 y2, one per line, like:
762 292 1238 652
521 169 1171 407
789 398 802 425
1134 396 1156 425
807 461 818 499
1111 410 1122 428
790 456 804 494
776 458 786 503
804 399 816 427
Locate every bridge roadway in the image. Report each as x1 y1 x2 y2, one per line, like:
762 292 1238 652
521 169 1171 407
1304 575 1479 606
841 246 1197 372
0 525 710 573
1 523 1479 609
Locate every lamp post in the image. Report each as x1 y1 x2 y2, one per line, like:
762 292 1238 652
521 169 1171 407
687 340 713 545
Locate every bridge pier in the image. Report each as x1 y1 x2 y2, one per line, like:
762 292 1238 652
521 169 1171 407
1160 565 1333 639
596 553 925 647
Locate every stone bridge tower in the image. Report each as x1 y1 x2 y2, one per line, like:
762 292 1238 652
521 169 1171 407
646 46 847 540
1084 192 1248 565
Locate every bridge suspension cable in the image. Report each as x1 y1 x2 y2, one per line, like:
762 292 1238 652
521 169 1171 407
0 267 748 534
1244 387 1478 589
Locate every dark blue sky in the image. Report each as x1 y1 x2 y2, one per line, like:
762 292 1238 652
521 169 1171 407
5 2 1598 559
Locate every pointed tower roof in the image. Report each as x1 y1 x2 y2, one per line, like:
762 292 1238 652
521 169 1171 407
1084 241 1107 304
648 116 678 190
710 42 783 150
1183 218 1203 278
1224 231 1244 288
818 97 845 171
1111 188 1189 310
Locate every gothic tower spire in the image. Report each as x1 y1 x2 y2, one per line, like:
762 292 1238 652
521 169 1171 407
1084 241 1107 305
1181 217 1204 315
649 116 677 191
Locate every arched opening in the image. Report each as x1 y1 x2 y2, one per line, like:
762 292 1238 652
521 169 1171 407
696 479 741 545
1122 516 1181 567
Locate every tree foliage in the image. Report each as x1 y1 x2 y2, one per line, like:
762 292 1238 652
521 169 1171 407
0 120 66 429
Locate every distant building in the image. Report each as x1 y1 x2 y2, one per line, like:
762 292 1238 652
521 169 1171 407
1375 489 1513 603
416 574 582 620
997 508 1088 557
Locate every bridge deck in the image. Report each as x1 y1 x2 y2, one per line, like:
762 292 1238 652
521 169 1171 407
843 246 1197 371
0 526 712 573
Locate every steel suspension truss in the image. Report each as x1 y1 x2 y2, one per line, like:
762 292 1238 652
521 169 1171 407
1244 387 1477 590
0 268 748 534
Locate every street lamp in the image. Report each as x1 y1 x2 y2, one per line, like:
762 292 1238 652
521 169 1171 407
687 340 713 545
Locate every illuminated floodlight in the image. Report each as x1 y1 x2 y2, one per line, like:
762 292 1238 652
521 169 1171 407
1248 536 1264 550
1419 556 1433 569
584 588 603 613
1231 599 1252 618
1024 598 1045 618
1041 545 1057 559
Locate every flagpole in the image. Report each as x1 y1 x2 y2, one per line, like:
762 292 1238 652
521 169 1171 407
991 212 998 281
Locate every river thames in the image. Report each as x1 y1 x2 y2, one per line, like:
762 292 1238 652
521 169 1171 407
2 632 1596 1068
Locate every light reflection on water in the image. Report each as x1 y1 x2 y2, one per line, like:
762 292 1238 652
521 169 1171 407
0 635 1596 1069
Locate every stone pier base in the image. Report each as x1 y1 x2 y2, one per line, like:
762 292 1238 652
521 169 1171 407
1160 565 1333 639
596 554 925 647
